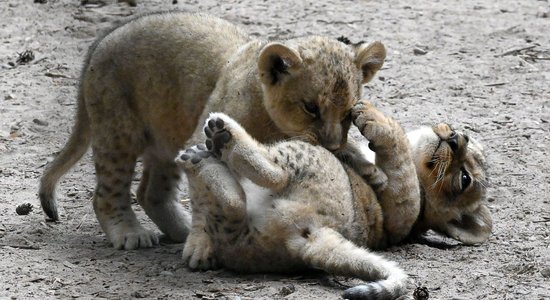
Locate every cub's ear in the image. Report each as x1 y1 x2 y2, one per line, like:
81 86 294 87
258 43 303 86
445 204 493 245
355 41 386 84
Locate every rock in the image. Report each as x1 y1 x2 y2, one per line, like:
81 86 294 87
413 47 428 55
16 203 33 215
279 284 296 297
537 11 548 18
541 267 550 278
413 286 429 300
33 119 49 126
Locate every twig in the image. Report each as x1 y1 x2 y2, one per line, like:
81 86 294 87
75 213 88 231
33 57 48 64
497 45 537 57
517 56 539 71
0 244 41 250
532 217 550 223
484 82 508 87
44 72 75 79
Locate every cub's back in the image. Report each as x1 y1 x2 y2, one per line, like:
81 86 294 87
87 12 250 77
81 13 253 149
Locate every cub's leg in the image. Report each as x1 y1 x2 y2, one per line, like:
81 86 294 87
137 153 191 242
176 145 246 270
91 142 158 250
287 227 408 300
352 101 420 244
203 113 290 191
334 139 388 193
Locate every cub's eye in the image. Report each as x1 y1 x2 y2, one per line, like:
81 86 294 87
461 168 471 192
303 102 320 118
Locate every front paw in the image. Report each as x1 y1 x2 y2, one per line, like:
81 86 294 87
352 101 393 148
182 231 217 270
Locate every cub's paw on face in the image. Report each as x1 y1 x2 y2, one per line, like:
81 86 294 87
352 100 395 150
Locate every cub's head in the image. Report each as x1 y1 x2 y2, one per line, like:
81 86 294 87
257 37 386 150
408 124 492 244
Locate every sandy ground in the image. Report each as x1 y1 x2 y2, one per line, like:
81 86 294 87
1 0 549 299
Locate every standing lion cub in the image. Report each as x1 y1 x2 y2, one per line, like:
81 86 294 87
39 12 386 249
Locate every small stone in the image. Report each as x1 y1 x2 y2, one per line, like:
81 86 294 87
160 271 173 276
413 286 429 300
413 47 428 55
16 203 33 215
537 11 548 18
279 284 296 296
33 119 49 126
541 267 550 278
4 94 15 100
131 291 148 298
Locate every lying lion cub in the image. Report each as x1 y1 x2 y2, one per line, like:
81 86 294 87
39 12 386 249
176 101 492 300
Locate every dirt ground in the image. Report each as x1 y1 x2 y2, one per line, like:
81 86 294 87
1 0 549 299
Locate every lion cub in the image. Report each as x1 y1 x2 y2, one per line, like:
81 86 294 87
38 12 386 249
176 101 492 300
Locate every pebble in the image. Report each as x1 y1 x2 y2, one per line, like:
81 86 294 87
15 203 33 215
279 284 296 296
4 94 15 100
33 118 49 126
160 270 174 276
541 267 550 278
413 47 428 55
537 11 548 18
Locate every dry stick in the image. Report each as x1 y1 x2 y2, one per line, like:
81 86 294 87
484 82 508 87
0 244 41 250
517 56 539 71
44 72 75 79
75 213 88 231
497 45 537 57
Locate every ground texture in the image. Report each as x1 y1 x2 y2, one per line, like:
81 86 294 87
1 0 549 299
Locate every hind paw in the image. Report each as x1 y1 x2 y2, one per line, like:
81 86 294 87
204 115 232 157
175 144 216 172
182 231 217 270
203 113 248 159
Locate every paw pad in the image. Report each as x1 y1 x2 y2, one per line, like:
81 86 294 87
178 145 211 165
204 117 232 157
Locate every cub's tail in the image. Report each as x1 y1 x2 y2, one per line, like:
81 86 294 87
39 91 91 220
287 227 408 300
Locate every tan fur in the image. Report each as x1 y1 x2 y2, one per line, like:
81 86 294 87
176 101 492 299
38 12 386 249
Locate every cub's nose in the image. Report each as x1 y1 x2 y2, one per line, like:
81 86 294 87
447 131 459 152
323 141 342 151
